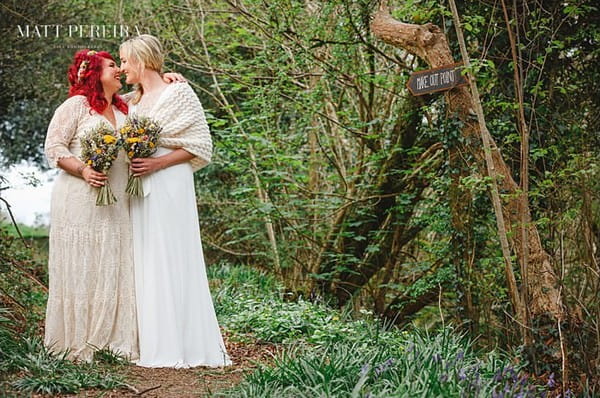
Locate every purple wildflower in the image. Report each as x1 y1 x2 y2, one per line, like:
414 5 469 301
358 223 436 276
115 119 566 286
565 389 573 397
547 373 556 388
505 367 517 382
374 358 394 377
458 368 467 381
519 376 528 386
360 363 370 377
493 369 503 383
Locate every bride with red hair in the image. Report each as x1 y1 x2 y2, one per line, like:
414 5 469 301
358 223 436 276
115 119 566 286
44 49 181 361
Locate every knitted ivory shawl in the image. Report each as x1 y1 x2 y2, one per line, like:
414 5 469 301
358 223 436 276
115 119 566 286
151 82 212 171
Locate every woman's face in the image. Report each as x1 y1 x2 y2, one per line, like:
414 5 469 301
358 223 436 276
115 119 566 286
99 57 122 93
119 51 141 85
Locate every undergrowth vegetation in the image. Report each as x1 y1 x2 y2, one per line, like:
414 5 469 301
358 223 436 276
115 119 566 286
0 229 554 396
209 264 552 397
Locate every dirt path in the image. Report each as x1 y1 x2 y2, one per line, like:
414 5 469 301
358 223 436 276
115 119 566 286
30 331 280 398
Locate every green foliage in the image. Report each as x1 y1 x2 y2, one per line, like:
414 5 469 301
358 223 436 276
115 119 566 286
6 337 125 395
210 264 547 397
1 0 599 391
1 222 48 238
0 226 127 395
219 322 546 397
213 268 542 397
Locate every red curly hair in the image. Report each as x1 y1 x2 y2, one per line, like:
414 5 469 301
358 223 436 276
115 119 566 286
67 49 128 115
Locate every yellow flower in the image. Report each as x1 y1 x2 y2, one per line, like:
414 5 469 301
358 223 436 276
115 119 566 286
127 137 141 143
87 160 93 165
149 142 155 148
128 151 134 158
137 128 145 134
95 149 102 154
103 135 116 144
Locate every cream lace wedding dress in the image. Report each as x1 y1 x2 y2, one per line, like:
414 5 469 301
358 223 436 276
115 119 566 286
44 95 138 361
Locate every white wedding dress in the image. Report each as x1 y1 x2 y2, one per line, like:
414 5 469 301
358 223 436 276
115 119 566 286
129 85 232 368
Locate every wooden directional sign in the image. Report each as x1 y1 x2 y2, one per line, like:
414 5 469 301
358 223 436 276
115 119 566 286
407 63 467 96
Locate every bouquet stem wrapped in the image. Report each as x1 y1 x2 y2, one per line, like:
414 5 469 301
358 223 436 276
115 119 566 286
125 171 143 197
120 115 162 197
80 122 122 206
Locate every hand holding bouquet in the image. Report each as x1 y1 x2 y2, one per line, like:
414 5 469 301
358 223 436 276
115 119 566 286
80 122 121 206
120 114 162 197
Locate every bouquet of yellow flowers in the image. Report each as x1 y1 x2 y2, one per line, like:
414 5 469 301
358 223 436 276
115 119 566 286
120 114 162 197
80 122 122 206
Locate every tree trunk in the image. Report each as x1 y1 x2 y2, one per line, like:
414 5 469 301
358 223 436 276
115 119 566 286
370 8 565 320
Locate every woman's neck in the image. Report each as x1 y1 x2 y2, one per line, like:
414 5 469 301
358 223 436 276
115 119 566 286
103 89 116 106
139 70 168 96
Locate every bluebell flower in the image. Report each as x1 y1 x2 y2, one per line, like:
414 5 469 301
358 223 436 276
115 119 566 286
374 358 394 377
519 376 528 386
360 363 370 377
493 369 503 382
458 368 467 381
505 367 517 382
547 372 556 388
456 351 464 361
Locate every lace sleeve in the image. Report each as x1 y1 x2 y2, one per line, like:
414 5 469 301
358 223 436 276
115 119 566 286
44 96 86 168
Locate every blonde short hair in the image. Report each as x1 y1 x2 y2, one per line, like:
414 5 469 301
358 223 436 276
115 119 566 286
120 34 164 72
120 34 164 103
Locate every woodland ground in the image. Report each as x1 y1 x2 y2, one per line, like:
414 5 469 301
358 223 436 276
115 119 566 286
0 224 570 397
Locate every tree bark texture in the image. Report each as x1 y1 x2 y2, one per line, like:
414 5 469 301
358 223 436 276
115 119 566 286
370 9 564 320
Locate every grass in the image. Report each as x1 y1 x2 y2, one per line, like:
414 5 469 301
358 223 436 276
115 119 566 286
217 333 545 398
0 221 48 238
0 235 551 397
208 263 550 398
0 308 127 395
